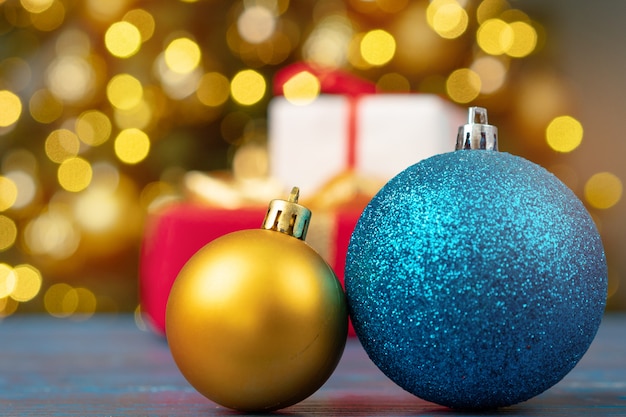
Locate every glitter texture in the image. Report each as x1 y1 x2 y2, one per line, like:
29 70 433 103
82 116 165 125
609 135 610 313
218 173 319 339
345 150 607 409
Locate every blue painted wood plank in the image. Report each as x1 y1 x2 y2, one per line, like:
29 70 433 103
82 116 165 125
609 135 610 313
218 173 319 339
0 314 624 416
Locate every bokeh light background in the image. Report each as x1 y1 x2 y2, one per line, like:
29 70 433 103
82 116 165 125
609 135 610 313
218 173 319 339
0 0 624 320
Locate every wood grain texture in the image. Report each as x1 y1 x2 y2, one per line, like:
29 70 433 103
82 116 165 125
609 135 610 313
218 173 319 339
0 314 624 416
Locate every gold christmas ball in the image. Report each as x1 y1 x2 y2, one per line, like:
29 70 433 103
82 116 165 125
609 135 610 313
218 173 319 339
166 189 348 412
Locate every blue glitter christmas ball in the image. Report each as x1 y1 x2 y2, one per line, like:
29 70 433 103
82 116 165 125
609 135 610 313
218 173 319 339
345 150 607 409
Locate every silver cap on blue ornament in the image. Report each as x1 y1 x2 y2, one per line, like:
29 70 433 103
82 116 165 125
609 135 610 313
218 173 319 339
455 106 498 151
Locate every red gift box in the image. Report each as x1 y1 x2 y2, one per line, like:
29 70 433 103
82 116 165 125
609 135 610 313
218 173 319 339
139 201 363 336
139 63 462 337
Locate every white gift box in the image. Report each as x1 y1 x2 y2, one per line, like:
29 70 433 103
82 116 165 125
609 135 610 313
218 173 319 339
268 94 465 195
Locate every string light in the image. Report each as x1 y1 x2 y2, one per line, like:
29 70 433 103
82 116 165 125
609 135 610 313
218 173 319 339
282 71 321 104
303 14 353 67
507 21 537 58
86 0 128 21
0 264 16 299
155 52 201 99
237 5 277 44
76 110 112 146
45 129 80 163
0 90 22 127
58 157 93 192
360 29 396 66
197 72 231 107
20 0 54 14
231 69 266 105
29 89 64 123
477 18 512 55
164 37 202 74
477 14 537 58
105 21 142 58
23 209 80 259
31 0 65 31
107 74 143 110
10 264 42 303
426 0 469 39
114 99 153 130
0 0 621 317
4 170 37 210
46 55 95 103
0 215 17 251
446 68 481 103
123 9 155 42
585 172 623 210
44 283 96 319
470 56 507 94
476 0 509 24
546 115 583 153
0 176 18 211
0 296 19 317
114 128 151 164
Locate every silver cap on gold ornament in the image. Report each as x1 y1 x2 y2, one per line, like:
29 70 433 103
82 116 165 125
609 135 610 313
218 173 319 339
455 107 498 151
261 186 311 240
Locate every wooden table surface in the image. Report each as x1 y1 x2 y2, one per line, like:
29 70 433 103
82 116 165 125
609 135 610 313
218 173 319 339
1 314 625 416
